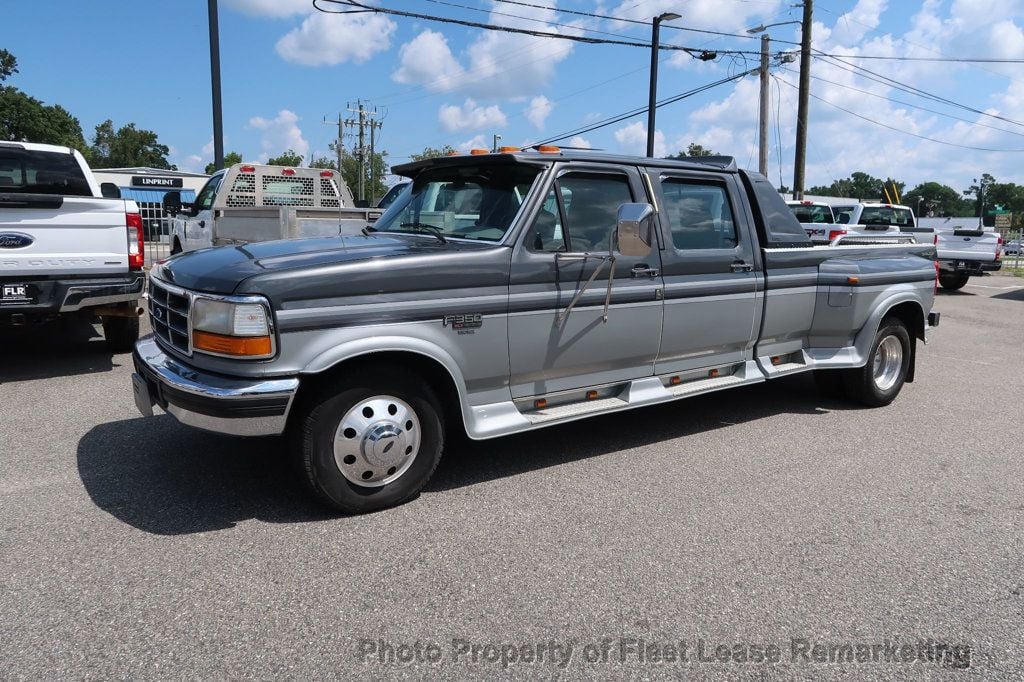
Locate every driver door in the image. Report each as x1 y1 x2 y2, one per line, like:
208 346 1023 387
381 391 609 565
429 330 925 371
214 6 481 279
507 166 664 398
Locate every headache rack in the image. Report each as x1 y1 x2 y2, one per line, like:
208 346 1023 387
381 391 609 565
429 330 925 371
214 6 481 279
830 234 918 247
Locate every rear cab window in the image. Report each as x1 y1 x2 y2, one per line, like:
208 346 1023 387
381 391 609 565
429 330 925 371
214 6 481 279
0 147 92 196
860 206 915 227
660 179 738 250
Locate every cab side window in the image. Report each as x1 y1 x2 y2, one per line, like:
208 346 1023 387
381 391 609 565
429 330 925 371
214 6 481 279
528 173 633 253
661 179 737 250
195 175 223 212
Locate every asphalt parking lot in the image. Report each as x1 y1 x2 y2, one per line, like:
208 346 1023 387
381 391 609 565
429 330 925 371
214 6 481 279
2 275 1023 678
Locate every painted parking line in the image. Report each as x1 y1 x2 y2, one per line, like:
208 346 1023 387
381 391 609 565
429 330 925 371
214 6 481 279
964 282 1024 289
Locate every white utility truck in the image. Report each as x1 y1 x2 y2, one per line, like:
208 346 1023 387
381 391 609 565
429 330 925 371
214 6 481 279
162 163 383 253
0 141 145 350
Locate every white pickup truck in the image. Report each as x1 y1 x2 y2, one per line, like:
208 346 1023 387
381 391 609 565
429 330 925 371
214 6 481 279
0 141 145 350
917 218 1003 290
788 200 900 244
162 163 383 253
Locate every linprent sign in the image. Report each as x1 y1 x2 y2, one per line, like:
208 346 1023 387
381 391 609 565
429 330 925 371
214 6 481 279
131 176 183 188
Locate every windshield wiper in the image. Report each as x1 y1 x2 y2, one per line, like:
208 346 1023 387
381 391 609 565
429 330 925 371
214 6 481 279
361 225 377 236
399 222 448 244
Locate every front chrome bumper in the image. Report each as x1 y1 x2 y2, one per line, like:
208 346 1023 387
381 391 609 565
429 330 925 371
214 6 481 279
131 336 299 437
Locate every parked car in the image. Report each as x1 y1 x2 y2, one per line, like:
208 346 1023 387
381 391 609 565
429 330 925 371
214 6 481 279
1004 239 1021 255
0 141 145 350
132 149 939 514
785 200 844 243
933 225 1003 289
162 163 384 253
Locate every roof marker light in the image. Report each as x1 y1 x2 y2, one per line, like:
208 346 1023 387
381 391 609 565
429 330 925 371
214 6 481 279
319 170 333 178
499 146 520 153
282 168 296 175
537 145 560 154
470 148 489 155
240 165 255 173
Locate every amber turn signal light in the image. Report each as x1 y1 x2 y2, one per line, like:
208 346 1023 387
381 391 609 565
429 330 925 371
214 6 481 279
193 330 272 357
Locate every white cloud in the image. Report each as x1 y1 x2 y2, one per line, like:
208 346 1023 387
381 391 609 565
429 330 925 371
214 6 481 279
614 122 666 158
392 30 466 90
833 0 888 43
391 3 582 97
524 96 554 130
455 135 490 153
248 110 309 162
276 12 395 66
438 99 508 133
222 0 310 18
568 135 593 149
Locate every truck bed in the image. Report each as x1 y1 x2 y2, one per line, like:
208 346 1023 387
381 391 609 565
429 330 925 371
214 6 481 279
212 206 383 245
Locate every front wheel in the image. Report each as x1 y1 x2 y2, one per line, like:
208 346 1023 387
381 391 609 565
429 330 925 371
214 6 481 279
939 272 969 290
843 319 911 407
294 367 444 514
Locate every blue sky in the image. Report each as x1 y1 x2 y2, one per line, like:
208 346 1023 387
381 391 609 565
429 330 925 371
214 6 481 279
4 0 1024 192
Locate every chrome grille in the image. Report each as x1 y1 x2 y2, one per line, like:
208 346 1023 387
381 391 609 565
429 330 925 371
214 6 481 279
148 278 191 356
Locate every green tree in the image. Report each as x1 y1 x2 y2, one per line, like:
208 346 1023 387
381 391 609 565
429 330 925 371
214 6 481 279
0 87 87 149
409 145 456 161
205 151 243 174
903 182 970 217
305 150 389 202
88 119 174 169
0 49 17 81
807 172 900 200
963 173 996 217
669 142 717 158
267 149 304 166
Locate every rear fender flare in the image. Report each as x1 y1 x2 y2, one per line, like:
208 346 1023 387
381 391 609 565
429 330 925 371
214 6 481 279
853 292 926 377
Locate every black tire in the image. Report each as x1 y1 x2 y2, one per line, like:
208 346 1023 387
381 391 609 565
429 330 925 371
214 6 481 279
102 315 140 353
170 238 182 255
813 369 848 400
939 272 969 290
294 367 444 514
843 318 911 407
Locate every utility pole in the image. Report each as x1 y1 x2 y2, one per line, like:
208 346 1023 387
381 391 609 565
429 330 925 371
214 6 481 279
758 33 770 177
207 0 224 171
792 0 813 200
344 100 383 204
647 12 681 157
492 134 502 152
322 113 345 171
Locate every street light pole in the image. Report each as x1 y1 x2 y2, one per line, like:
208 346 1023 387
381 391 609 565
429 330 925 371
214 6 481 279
207 0 224 172
647 12 680 157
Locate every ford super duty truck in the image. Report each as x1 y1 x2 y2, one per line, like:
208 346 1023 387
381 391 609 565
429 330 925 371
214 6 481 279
131 150 940 514
0 141 145 350
161 163 383 254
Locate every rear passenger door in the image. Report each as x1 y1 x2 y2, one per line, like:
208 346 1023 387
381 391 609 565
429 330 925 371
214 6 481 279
507 166 664 398
652 172 760 374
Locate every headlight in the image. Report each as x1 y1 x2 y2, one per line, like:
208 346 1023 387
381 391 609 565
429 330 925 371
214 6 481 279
191 297 274 358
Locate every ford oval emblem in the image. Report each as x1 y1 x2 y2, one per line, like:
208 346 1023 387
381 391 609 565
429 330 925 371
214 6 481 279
0 232 34 249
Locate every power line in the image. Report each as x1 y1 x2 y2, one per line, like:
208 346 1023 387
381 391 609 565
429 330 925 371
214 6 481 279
815 53 1024 130
780 67 1024 140
535 69 756 145
490 0 803 46
815 53 1024 64
774 76 1024 153
314 0 743 56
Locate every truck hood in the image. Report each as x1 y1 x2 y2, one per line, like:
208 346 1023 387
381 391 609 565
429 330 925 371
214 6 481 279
155 234 504 295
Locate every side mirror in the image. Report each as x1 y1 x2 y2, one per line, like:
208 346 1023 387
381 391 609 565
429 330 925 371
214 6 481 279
615 202 655 257
162 190 182 217
99 182 121 199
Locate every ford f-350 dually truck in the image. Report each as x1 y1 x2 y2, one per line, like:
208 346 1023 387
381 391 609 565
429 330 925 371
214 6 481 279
131 149 940 514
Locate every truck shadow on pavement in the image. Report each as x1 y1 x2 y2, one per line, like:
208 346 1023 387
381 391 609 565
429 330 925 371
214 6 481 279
993 288 1024 301
77 374 854 535
0 318 119 383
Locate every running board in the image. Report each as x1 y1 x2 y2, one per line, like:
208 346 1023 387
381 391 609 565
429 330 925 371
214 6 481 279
519 361 765 426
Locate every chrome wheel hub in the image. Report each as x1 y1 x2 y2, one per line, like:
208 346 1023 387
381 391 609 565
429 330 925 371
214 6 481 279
872 335 903 392
333 395 420 488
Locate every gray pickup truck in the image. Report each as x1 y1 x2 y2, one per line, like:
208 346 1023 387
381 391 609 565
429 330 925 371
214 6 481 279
131 150 940 514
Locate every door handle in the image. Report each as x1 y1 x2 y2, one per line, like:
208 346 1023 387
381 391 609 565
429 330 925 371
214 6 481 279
631 263 659 278
198 220 206 228
730 260 753 272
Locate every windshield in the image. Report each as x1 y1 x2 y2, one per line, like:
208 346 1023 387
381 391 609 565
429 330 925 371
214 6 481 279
859 206 914 227
373 164 542 241
377 182 409 209
833 205 856 224
787 203 834 224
